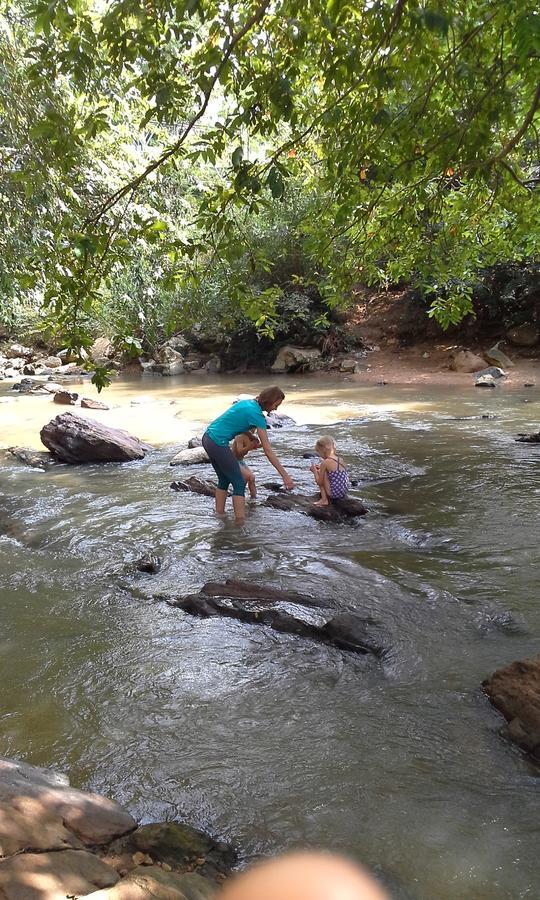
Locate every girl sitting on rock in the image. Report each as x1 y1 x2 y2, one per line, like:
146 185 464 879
310 436 350 506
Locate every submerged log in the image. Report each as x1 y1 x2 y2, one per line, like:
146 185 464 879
482 657 540 763
40 412 150 463
170 477 367 522
164 580 386 657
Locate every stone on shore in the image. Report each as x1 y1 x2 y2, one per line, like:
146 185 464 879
40 412 150 463
448 349 487 373
271 345 322 373
0 849 119 899
0 756 137 848
83 867 216 899
482 657 540 763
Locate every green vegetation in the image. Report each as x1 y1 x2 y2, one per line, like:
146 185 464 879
1 0 539 384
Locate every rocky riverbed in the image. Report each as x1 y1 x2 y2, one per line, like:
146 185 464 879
0 755 235 899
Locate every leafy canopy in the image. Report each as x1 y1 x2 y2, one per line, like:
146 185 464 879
1 0 539 383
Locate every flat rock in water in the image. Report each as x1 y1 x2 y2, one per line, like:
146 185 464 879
171 476 216 497
264 490 367 522
200 577 330 608
53 389 78 404
81 397 110 410
170 446 209 466
166 581 385 657
515 431 540 443
482 657 540 763
40 412 150 463
7 447 56 469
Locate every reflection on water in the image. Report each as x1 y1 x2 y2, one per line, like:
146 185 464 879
1 374 540 899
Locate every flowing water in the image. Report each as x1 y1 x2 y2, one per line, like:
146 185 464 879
1 375 539 899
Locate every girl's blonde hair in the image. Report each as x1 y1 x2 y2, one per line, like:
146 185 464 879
315 436 336 455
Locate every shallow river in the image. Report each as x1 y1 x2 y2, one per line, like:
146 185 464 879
1 375 539 899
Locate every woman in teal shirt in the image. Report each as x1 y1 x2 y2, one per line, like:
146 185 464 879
202 386 294 523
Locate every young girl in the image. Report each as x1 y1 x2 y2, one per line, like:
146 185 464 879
232 429 261 499
310 436 350 506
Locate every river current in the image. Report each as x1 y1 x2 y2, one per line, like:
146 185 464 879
0 375 539 899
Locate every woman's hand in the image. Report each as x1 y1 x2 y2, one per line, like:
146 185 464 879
283 473 294 490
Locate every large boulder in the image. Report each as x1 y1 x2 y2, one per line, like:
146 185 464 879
91 337 115 365
5 343 33 359
40 412 150 463
506 323 539 347
482 657 540 762
157 346 185 375
448 349 487 373
484 342 514 368
271 345 322 373
0 755 136 849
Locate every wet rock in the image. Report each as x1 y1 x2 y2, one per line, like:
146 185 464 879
524 382 535 388
448 349 487 373
506 323 539 347
187 436 203 449
81 397 110 410
271 345 322 373
40 412 150 463
53 390 79 404
198 578 330 609
170 447 210 466
266 411 296 428
131 822 235 879
166 581 385 657
205 355 221 374
475 366 506 379
170 476 216 498
135 552 162 574
7 447 56 469
515 431 540 443
11 378 42 393
482 657 540 763
0 849 119 899
475 374 497 388
264 490 367 522
84 866 216 899
161 335 190 355
484 341 514 369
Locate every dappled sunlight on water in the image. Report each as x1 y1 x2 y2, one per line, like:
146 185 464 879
1 375 540 899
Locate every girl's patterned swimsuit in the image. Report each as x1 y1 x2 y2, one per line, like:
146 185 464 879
327 457 350 499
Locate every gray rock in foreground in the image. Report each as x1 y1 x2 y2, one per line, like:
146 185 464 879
0 756 234 899
40 412 150 463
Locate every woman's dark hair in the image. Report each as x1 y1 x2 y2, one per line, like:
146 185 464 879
256 386 285 412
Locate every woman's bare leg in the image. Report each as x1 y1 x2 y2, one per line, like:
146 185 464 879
232 494 246 524
215 488 228 514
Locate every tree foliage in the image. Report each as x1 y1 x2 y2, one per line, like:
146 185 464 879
1 0 539 383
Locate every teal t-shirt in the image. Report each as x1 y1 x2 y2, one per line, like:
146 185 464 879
206 399 267 446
